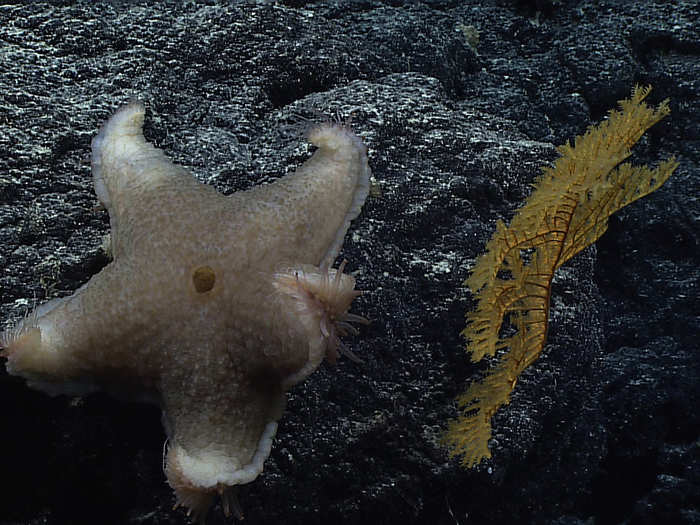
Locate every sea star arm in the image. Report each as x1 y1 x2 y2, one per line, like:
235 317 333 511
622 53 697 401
241 121 372 268
91 100 221 259
160 353 286 522
0 262 164 397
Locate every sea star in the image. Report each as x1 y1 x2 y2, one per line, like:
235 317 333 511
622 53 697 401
1 101 371 521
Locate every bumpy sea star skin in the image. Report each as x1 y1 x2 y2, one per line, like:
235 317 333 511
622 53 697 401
1 101 371 522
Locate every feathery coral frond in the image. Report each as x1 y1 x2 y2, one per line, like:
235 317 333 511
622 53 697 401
443 86 678 468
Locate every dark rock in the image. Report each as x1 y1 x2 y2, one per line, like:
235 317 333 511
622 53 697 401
1 1 697 524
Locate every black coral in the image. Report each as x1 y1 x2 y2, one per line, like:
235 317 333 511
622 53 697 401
444 86 679 468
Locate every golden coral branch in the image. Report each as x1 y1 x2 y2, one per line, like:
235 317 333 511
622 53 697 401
443 86 679 468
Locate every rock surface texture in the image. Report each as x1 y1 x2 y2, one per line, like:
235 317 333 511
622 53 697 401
0 1 698 524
